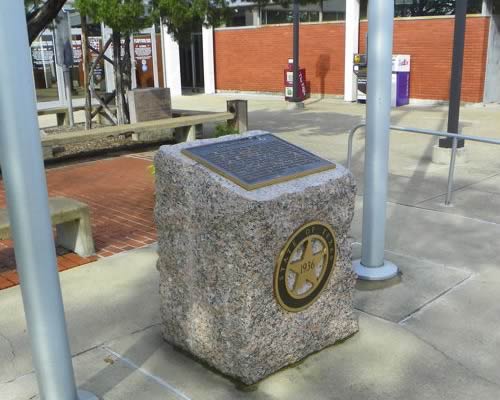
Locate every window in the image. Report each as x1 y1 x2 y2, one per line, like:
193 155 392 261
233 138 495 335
227 7 248 27
322 0 347 21
493 0 500 14
262 10 320 24
360 0 483 19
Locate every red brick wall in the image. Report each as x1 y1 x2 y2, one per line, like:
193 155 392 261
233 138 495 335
214 16 490 102
214 23 346 96
359 16 490 102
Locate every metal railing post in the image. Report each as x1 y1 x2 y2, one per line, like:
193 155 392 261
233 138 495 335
347 123 365 170
0 2 97 399
352 0 399 280
445 137 459 206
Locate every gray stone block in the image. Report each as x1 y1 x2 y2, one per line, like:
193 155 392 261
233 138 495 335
128 88 172 123
154 131 358 384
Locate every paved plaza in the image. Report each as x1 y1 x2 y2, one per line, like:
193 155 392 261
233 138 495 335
1 94 500 399
0 155 156 289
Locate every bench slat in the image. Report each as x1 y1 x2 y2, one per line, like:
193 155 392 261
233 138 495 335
38 106 86 115
41 112 234 147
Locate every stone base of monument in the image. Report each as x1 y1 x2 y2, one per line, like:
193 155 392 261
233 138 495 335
155 131 358 385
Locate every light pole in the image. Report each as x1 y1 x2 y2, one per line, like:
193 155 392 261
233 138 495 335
0 1 97 399
352 0 399 280
440 0 467 149
289 0 304 109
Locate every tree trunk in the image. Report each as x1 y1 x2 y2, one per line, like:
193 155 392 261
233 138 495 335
27 0 67 45
122 35 132 122
81 15 92 129
112 31 127 125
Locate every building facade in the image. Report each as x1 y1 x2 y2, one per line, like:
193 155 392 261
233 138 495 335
209 0 500 103
33 0 500 106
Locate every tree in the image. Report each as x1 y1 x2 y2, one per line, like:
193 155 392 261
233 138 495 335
25 0 67 45
154 0 231 44
75 0 155 124
393 0 483 17
74 0 317 127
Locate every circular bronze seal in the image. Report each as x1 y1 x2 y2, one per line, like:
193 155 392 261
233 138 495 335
274 221 337 312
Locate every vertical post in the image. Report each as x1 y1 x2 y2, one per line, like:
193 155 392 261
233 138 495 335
54 11 75 127
227 100 249 133
130 34 138 90
150 25 160 88
440 0 467 149
292 0 301 104
39 37 50 89
190 34 197 91
481 0 491 15
344 0 361 102
64 11 75 127
352 0 399 280
163 23 182 97
81 15 92 129
202 22 216 94
54 30 66 104
253 8 262 26
445 137 459 205
64 67 75 127
159 18 168 88
102 23 115 92
0 2 96 399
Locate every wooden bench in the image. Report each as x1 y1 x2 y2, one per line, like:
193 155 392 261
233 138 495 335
41 100 248 160
0 197 95 257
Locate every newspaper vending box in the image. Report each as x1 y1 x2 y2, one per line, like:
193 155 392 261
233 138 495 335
284 58 307 101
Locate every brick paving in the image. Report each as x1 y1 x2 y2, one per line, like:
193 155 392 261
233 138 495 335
0 155 157 289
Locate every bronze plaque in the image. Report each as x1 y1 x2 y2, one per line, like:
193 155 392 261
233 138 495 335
274 221 337 312
181 134 336 191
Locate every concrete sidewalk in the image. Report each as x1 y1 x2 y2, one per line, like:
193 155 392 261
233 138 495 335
2 201 500 399
2 94 499 399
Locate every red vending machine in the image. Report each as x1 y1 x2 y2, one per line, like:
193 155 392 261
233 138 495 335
284 58 307 101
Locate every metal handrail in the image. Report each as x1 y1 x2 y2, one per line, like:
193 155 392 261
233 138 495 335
346 123 500 205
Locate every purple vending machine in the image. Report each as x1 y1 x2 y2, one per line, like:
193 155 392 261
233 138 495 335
391 55 410 107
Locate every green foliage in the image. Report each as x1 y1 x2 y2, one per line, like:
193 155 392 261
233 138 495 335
75 0 153 34
154 0 231 44
214 123 239 138
148 164 155 176
74 0 321 44
153 0 320 44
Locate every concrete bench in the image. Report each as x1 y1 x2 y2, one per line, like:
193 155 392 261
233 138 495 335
41 100 248 159
0 197 95 257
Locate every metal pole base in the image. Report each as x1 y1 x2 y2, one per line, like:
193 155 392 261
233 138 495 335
78 390 99 400
353 259 399 281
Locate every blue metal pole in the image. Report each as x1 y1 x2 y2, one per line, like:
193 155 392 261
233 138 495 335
353 0 398 280
0 2 97 399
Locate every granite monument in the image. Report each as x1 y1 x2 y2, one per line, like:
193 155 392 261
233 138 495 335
154 131 358 384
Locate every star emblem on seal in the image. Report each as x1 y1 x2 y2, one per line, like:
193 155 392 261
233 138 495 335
274 221 337 312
